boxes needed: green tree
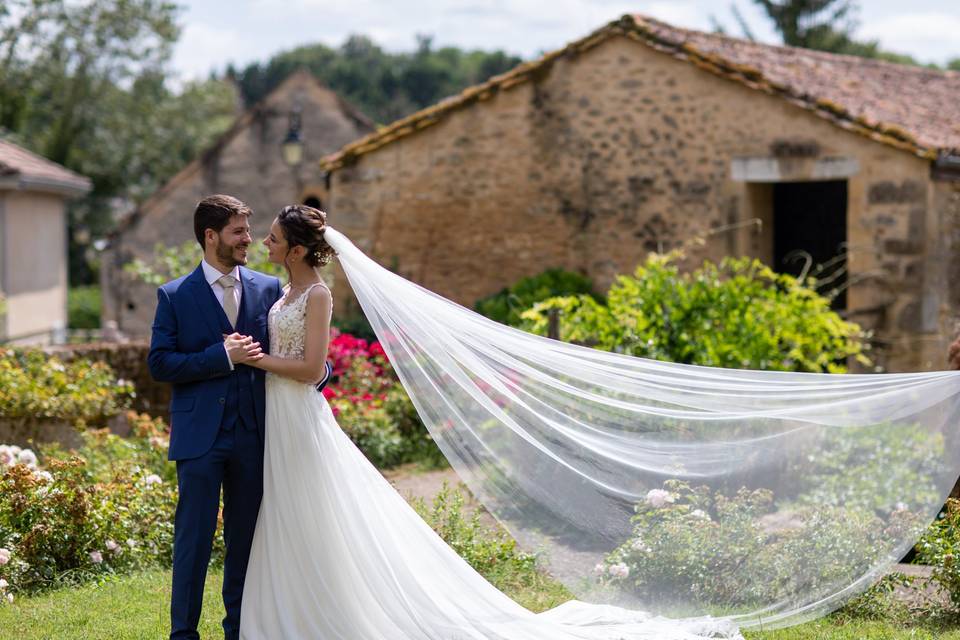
[0,1,237,285]
[233,35,522,124]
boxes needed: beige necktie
[218,274,238,327]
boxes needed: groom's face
[213,215,252,267]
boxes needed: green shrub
[67,286,101,330]
[474,268,599,327]
[521,253,869,373]
[0,349,133,426]
[597,480,896,612]
[0,413,224,597]
[916,498,960,609]
[411,483,569,608]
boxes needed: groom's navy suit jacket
[148,264,282,461]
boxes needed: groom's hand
[224,333,263,364]
[949,336,960,370]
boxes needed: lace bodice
[268,283,331,360]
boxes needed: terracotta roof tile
[0,139,91,193]
[322,14,960,171]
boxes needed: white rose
[645,489,675,508]
[0,578,7,589]
[608,562,630,578]
[144,474,163,486]
[16,449,37,468]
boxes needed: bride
[239,204,741,639]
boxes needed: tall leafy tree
[0,1,237,284]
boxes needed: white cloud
[172,22,246,80]
[857,12,960,62]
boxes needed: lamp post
[281,105,304,168]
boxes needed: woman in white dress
[238,204,740,640]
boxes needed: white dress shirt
[201,259,242,369]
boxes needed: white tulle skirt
[239,375,742,639]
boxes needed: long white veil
[324,226,960,629]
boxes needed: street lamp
[281,105,304,167]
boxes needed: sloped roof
[0,139,91,196]
[113,69,374,236]
[322,14,960,171]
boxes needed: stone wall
[327,34,954,373]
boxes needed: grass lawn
[2,568,959,639]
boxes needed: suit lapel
[237,267,258,332]
[184,265,225,337]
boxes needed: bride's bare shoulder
[304,282,332,311]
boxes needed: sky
[171,1,960,81]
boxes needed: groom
[148,195,279,640]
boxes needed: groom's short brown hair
[193,195,253,248]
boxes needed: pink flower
[0,549,10,565]
[144,474,163,486]
[89,551,103,564]
[608,562,630,578]
[0,579,7,589]
[105,540,120,554]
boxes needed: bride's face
[263,218,287,265]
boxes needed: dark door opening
[773,180,848,311]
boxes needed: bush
[0,349,133,426]
[596,480,900,612]
[0,413,228,599]
[412,483,540,590]
[323,328,441,468]
[474,268,599,327]
[916,498,960,609]
[67,286,101,330]
[521,253,869,373]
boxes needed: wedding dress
[240,228,960,636]
[239,282,742,639]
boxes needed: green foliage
[599,480,895,612]
[916,499,960,609]
[795,425,945,515]
[410,483,568,607]
[0,1,234,286]
[0,412,197,595]
[67,286,101,330]
[521,253,869,373]
[233,35,522,124]
[0,349,133,425]
[124,241,285,286]
[474,268,599,327]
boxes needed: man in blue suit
[149,195,300,640]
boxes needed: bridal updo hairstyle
[276,204,335,267]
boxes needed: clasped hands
[224,332,264,364]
